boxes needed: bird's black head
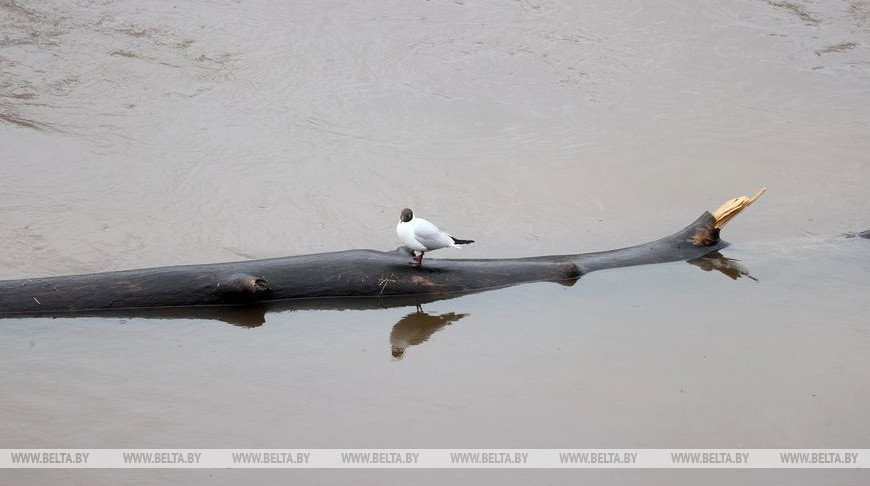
[400,208,413,223]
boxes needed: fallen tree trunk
[0,190,765,317]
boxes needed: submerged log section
[0,190,765,316]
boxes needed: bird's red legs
[409,252,424,268]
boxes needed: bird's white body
[396,217,460,252]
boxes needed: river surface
[1,0,869,484]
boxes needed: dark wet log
[0,202,755,317]
[0,213,722,316]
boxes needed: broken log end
[712,187,766,229]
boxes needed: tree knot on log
[217,274,271,298]
[561,261,582,280]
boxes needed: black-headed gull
[396,208,474,267]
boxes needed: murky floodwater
[2,0,869,484]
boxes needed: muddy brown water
[1,0,869,484]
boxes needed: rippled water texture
[1,0,869,484]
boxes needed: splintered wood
[712,187,766,229]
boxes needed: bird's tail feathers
[450,237,474,246]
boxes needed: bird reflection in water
[389,306,467,360]
[176,301,469,360]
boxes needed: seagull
[396,208,474,267]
